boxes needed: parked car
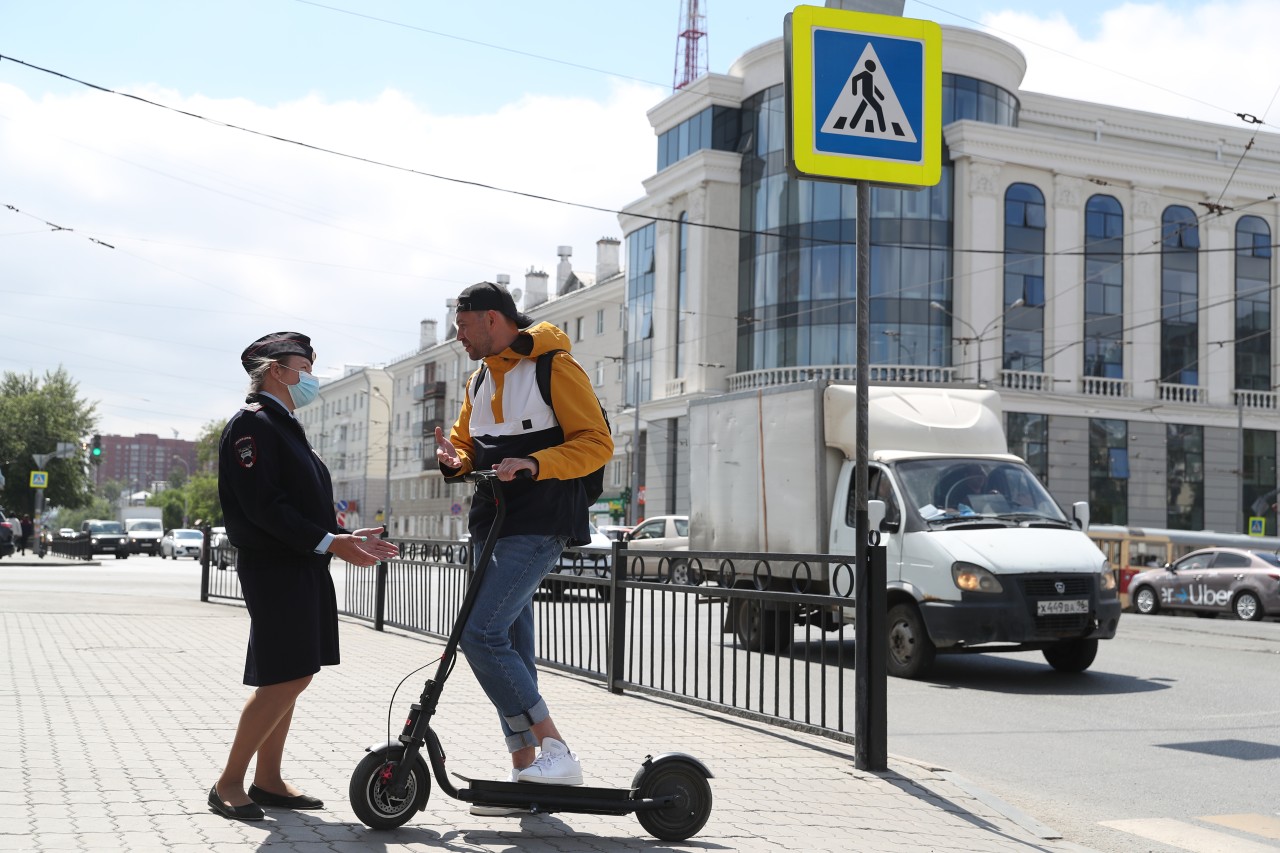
[80,519,130,559]
[124,518,164,556]
[625,515,696,584]
[544,523,613,599]
[209,526,234,569]
[596,524,633,542]
[1130,547,1280,621]
[160,528,204,560]
[0,513,15,559]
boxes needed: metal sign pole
[852,181,886,771]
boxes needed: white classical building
[618,7,1280,535]
[309,5,1280,540]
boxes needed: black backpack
[471,349,610,505]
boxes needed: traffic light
[90,434,102,464]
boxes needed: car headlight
[1100,565,1118,591]
[952,562,1003,593]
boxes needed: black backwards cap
[456,281,533,328]
[240,332,316,373]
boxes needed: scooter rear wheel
[635,758,713,841]
[349,747,430,830]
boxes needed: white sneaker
[516,737,583,786]
[469,769,526,817]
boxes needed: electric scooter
[349,469,714,841]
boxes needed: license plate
[1037,599,1088,615]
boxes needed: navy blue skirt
[236,550,339,686]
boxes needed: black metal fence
[45,537,94,560]
[200,538,880,745]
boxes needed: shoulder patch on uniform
[242,402,263,412]
[234,435,258,468]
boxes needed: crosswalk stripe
[1100,817,1279,852]
[1203,814,1280,841]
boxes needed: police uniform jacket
[441,322,613,547]
[218,392,343,686]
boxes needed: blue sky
[1,1,1275,440]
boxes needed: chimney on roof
[596,237,620,282]
[444,297,458,339]
[419,318,437,350]
[555,246,573,294]
[525,267,549,310]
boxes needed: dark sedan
[1130,547,1280,621]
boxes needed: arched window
[1161,205,1200,386]
[1084,195,1124,378]
[1003,183,1045,371]
[1235,216,1272,391]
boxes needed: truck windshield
[894,459,1068,523]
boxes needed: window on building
[596,308,605,335]
[626,222,656,404]
[1006,412,1048,485]
[1089,418,1128,524]
[574,316,583,342]
[1166,423,1204,529]
[1161,205,1200,386]
[1244,429,1278,536]
[595,360,604,386]
[1003,183,1045,372]
[1084,195,1125,379]
[1235,216,1272,392]
[675,212,689,377]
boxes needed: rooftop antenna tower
[673,0,708,91]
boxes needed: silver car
[1129,547,1280,621]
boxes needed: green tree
[195,419,227,472]
[149,472,222,529]
[0,367,98,513]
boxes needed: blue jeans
[461,532,568,752]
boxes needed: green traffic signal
[91,434,102,461]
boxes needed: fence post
[606,540,625,694]
[855,541,888,771]
[199,523,211,603]
[374,560,388,631]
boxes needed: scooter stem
[389,470,509,797]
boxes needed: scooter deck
[455,774,640,816]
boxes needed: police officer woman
[209,332,398,821]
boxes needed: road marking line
[1101,817,1279,852]
[1203,814,1280,841]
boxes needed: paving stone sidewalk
[0,586,1100,852]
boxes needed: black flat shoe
[208,785,265,821]
[248,783,324,810]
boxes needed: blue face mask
[279,364,320,408]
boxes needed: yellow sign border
[788,5,941,186]
[30,470,48,488]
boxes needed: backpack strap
[473,350,563,409]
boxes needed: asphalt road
[883,613,1280,852]
[8,555,1278,852]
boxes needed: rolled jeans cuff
[502,698,548,752]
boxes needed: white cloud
[0,77,662,436]
[982,1,1280,127]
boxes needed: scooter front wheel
[349,747,430,830]
[635,758,713,841]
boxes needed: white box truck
[688,382,1121,678]
[120,506,164,556]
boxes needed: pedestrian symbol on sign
[821,44,916,142]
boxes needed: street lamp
[364,386,393,535]
[171,455,191,526]
[930,298,1025,385]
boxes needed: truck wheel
[886,602,935,679]
[733,598,792,654]
[1133,585,1159,615]
[1043,638,1098,672]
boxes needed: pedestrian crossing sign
[1248,516,1265,536]
[785,5,941,186]
[30,471,48,488]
